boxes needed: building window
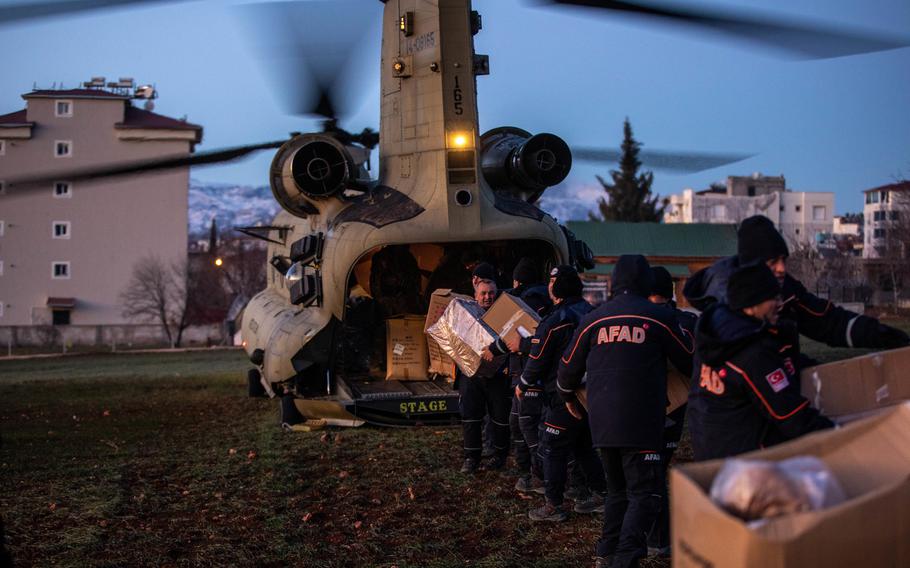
[747,185,756,197]
[0,140,5,155]
[890,210,900,221]
[795,228,801,235]
[812,205,826,221]
[52,262,70,279]
[54,182,72,198]
[55,140,72,158]
[795,205,802,213]
[874,228,886,239]
[867,192,880,204]
[55,100,73,117]
[53,221,71,239]
[711,204,725,219]
[882,191,889,203]
[52,309,71,326]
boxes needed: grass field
[0,334,889,567]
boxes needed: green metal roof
[567,221,737,258]
[587,263,691,277]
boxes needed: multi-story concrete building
[862,181,910,259]
[0,83,201,328]
[663,173,834,249]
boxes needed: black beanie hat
[550,265,583,299]
[472,262,496,282]
[650,266,674,300]
[610,254,654,298]
[512,258,538,285]
[737,215,789,263]
[727,263,781,312]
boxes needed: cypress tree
[590,118,665,222]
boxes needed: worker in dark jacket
[513,265,605,521]
[684,215,909,355]
[459,277,511,474]
[557,255,694,568]
[495,258,553,493]
[689,263,834,461]
[646,266,697,558]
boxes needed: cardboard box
[424,289,471,377]
[801,346,910,420]
[426,298,505,377]
[575,365,690,416]
[482,292,542,348]
[671,402,910,568]
[386,316,429,381]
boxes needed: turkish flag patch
[765,368,789,392]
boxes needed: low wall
[0,323,224,349]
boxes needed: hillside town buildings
[0,81,201,329]
[663,173,834,249]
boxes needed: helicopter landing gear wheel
[248,368,266,398]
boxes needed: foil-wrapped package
[426,298,505,377]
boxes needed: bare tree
[120,255,190,347]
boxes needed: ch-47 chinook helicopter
[5,0,907,427]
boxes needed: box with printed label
[386,315,429,381]
[481,292,542,348]
[800,345,910,420]
[671,402,910,568]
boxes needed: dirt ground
[0,330,879,567]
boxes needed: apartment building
[0,82,201,327]
[663,173,834,249]
[862,181,910,259]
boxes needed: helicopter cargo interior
[331,239,559,426]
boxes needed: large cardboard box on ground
[426,298,505,377]
[481,293,542,347]
[386,316,429,380]
[424,289,471,378]
[801,345,910,420]
[671,402,910,568]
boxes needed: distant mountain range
[188,179,598,235]
[189,180,280,236]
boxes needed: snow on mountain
[536,182,602,222]
[188,179,280,236]
[188,178,601,236]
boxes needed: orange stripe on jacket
[724,361,808,420]
[561,315,694,364]
[528,323,573,360]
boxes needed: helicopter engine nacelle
[270,134,358,216]
[480,127,572,203]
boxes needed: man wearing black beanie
[684,214,908,357]
[688,263,833,461]
[556,255,695,567]
[511,265,605,522]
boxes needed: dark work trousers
[597,448,665,567]
[459,375,511,461]
[648,405,685,551]
[511,387,544,477]
[539,401,606,507]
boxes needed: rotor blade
[573,147,753,173]
[543,0,910,59]
[0,0,188,26]
[7,140,286,190]
[233,1,380,119]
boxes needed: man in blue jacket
[685,215,908,354]
[513,265,605,522]
[689,263,834,460]
[557,255,694,568]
